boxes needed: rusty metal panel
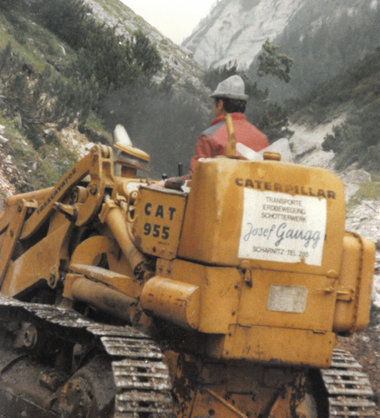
[208,324,335,367]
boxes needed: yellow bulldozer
[0,120,376,417]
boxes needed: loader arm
[20,144,114,239]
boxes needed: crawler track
[322,348,377,417]
[0,294,376,417]
[0,294,173,417]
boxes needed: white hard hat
[210,75,248,101]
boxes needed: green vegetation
[251,0,380,101]
[0,44,94,145]
[290,47,380,172]
[348,179,380,208]
[257,39,293,83]
[30,0,162,93]
[0,114,78,190]
[0,0,210,182]
[0,0,163,189]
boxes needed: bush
[322,101,380,172]
[1,116,78,191]
[0,0,163,187]
[32,0,91,50]
[31,0,161,95]
[0,44,96,147]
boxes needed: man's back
[190,113,268,173]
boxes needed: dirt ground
[337,305,380,414]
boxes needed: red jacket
[190,113,268,173]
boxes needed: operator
[164,75,268,189]
[189,74,268,174]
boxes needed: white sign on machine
[238,189,327,266]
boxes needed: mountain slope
[83,0,204,91]
[182,0,304,69]
[252,0,380,99]
[0,0,211,190]
[290,46,380,172]
[183,0,380,99]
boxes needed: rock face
[183,0,380,70]
[0,125,24,200]
[183,0,304,68]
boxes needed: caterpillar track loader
[0,120,376,417]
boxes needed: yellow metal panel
[166,258,337,366]
[333,233,375,333]
[208,325,335,367]
[165,259,338,335]
[178,158,345,275]
[355,237,375,330]
[2,222,72,296]
[170,259,240,334]
[0,200,29,285]
[238,270,337,332]
[134,186,187,259]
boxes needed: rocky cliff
[183,0,304,68]
[183,0,380,78]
